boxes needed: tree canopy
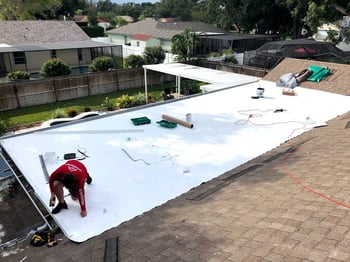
[0,0,349,41]
[0,0,62,20]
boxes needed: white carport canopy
[143,63,260,102]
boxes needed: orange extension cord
[281,144,350,209]
[236,109,350,209]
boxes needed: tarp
[307,65,330,82]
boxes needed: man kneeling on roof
[48,160,92,217]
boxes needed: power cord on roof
[235,109,306,141]
[281,142,350,209]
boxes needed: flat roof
[143,63,260,91]
[1,74,349,242]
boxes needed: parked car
[243,38,350,69]
[41,111,106,128]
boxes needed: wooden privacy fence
[0,68,172,111]
[0,62,266,111]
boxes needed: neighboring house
[107,18,275,57]
[73,15,89,26]
[131,34,160,49]
[73,15,111,31]
[313,19,350,52]
[243,38,350,69]
[97,17,111,32]
[0,20,121,77]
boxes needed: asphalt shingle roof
[0,20,91,45]
[107,18,227,40]
[263,57,350,95]
[2,59,350,261]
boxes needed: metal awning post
[144,68,148,104]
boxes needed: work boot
[52,201,68,214]
[86,175,92,185]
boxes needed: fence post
[115,70,119,91]
[52,79,58,102]
[86,75,91,96]
[13,84,20,109]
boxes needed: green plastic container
[130,117,151,126]
[156,120,177,128]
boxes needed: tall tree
[218,0,246,31]
[240,0,292,35]
[58,0,87,18]
[96,0,115,13]
[0,0,62,20]
[171,27,199,61]
[276,0,314,38]
[156,0,195,20]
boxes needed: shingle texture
[0,20,90,45]
[263,57,350,95]
[108,18,226,39]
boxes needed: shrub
[0,120,7,136]
[40,58,71,78]
[52,109,66,119]
[81,26,105,37]
[181,80,202,95]
[116,93,146,109]
[209,52,219,57]
[224,55,238,64]
[124,55,145,69]
[68,108,78,117]
[143,46,165,64]
[88,57,115,73]
[6,71,30,81]
[101,97,115,111]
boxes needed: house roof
[98,17,110,23]
[0,20,91,45]
[263,57,350,95]
[0,20,117,52]
[73,15,89,23]
[107,18,227,40]
[131,34,154,41]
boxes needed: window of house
[51,50,57,58]
[13,52,26,64]
[136,41,140,47]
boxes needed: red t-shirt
[49,160,88,212]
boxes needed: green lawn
[1,85,167,129]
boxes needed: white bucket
[256,87,265,97]
[186,113,192,122]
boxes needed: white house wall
[25,51,51,72]
[110,34,130,46]
[2,49,93,74]
[56,49,91,68]
[130,38,160,49]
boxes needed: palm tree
[171,27,199,62]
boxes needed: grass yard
[1,85,167,130]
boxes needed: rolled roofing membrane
[1,77,349,242]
